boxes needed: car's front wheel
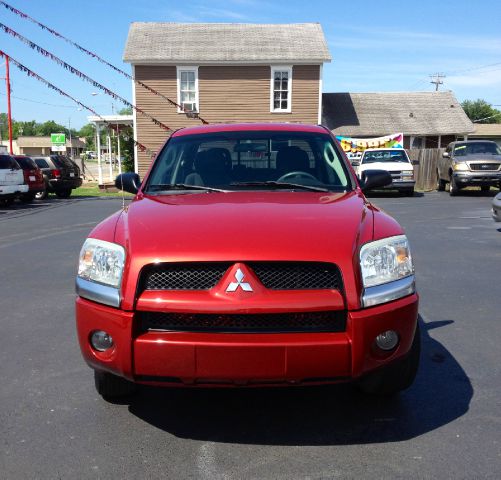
[94,370,137,400]
[481,185,490,193]
[356,323,420,396]
[449,176,459,196]
[437,172,446,191]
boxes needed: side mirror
[412,160,420,165]
[351,161,361,167]
[361,169,392,192]
[442,152,450,158]
[115,172,140,194]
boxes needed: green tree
[78,123,96,150]
[118,107,133,115]
[36,120,68,136]
[461,99,501,123]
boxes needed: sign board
[51,145,66,152]
[336,133,404,162]
[51,133,66,145]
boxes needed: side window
[177,67,199,113]
[270,66,292,113]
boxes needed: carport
[87,114,133,185]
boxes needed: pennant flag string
[0,1,208,124]
[0,50,156,157]
[0,22,173,133]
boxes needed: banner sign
[336,133,404,162]
[51,133,66,144]
[51,145,66,152]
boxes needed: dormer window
[270,66,292,113]
[177,67,199,113]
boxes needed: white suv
[353,148,416,196]
[0,154,28,206]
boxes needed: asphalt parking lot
[1,191,500,479]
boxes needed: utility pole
[5,55,13,154]
[430,73,446,91]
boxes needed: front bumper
[76,293,419,387]
[385,180,415,189]
[48,177,82,191]
[453,171,501,186]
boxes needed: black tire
[0,197,14,207]
[437,172,446,191]
[400,188,414,197]
[35,189,48,200]
[356,323,421,396]
[449,175,459,196]
[481,185,490,193]
[94,370,137,400]
[20,193,35,203]
[55,188,72,198]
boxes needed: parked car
[352,148,417,196]
[0,154,28,206]
[492,192,501,222]
[13,155,45,202]
[32,155,82,199]
[75,123,420,400]
[437,141,501,196]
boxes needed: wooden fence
[407,148,445,191]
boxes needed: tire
[20,193,35,203]
[356,323,421,396]
[55,188,72,198]
[94,370,137,400]
[0,197,14,207]
[35,189,48,200]
[449,175,459,196]
[481,185,490,193]
[400,188,414,197]
[437,171,446,191]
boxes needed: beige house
[123,23,331,174]
[13,136,85,157]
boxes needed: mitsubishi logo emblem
[226,268,253,292]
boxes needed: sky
[0,0,500,130]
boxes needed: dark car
[32,155,83,199]
[437,141,501,195]
[13,156,45,202]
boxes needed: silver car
[492,192,501,222]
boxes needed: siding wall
[134,64,320,175]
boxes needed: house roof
[322,91,475,136]
[17,136,85,148]
[123,22,331,64]
[470,123,501,137]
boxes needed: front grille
[139,310,347,333]
[142,263,231,290]
[249,262,342,290]
[140,261,342,292]
[469,163,500,171]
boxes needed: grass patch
[72,183,134,198]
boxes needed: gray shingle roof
[123,23,331,64]
[322,91,474,136]
[17,136,85,148]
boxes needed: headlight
[453,163,469,171]
[360,235,413,288]
[78,238,125,288]
[402,170,414,177]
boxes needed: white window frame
[270,66,292,113]
[176,66,199,114]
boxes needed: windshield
[145,131,352,193]
[361,150,410,164]
[454,142,501,156]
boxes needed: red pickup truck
[76,123,419,399]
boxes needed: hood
[118,191,373,264]
[359,162,413,172]
[461,154,501,163]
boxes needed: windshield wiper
[147,183,228,193]
[230,181,329,192]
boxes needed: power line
[430,73,446,91]
[0,90,76,108]
[0,1,208,124]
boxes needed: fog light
[90,330,114,352]
[375,330,399,351]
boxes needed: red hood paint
[100,190,393,311]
